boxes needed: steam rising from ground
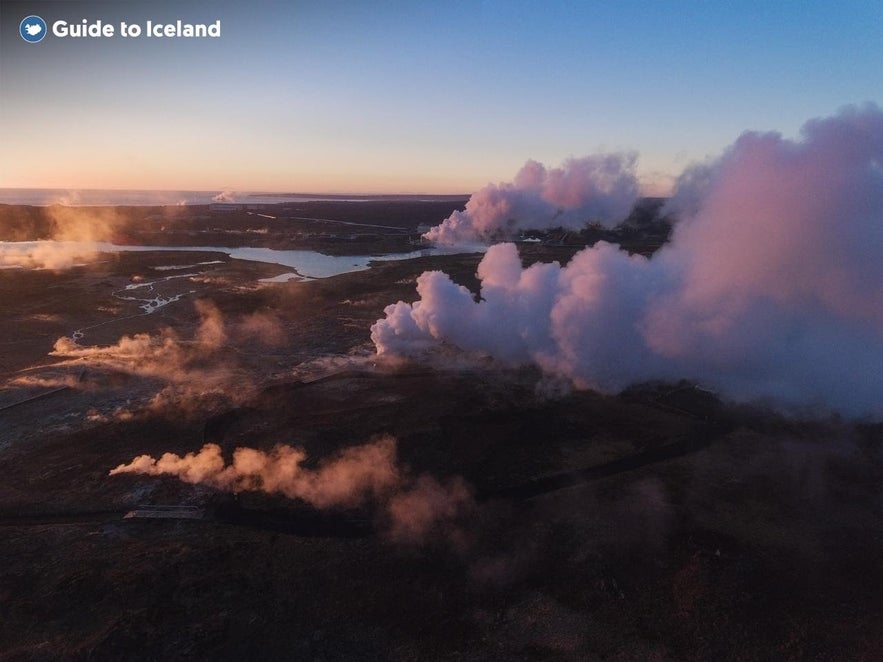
[45,301,283,413]
[111,437,399,506]
[47,205,120,243]
[0,241,97,270]
[110,436,474,543]
[424,154,640,245]
[375,106,883,417]
[0,206,122,269]
[212,190,237,203]
[53,301,226,373]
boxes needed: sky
[0,0,881,195]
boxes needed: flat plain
[1,201,881,660]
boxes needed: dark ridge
[212,497,372,538]
[257,369,439,400]
[481,419,733,502]
[0,509,126,526]
[0,502,372,538]
[0,386,70,412]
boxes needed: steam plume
[424,154,640,245]
[374,105,883,417]
[0,206,122,269]
[110,437,400,507]
[211,190,238,203]
[110,436,474,541]
[46,205,120,243]
[48,301,249,411]
[0,241,96,270]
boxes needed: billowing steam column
[375,105,883,418]
[423,153,640,245]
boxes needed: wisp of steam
[110,436,475,543]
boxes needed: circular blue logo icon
[20,16,47,43]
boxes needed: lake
[0,241,483,279]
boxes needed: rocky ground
[1,215,883,660]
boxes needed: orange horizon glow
[2,169,675,198]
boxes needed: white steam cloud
[0,206,125,269]
[424,154,640,245]
[211,190,238,203]
[110,436,474,543]
[374,105,883,417]
[0,241,97,270]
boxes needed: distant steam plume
[0,241,97,270]
[424,154,640,245]
[110,436,474,542]
[0,205,122,269]
[211,190,238,203]
[374,105,883,417]
[46,205,120,243]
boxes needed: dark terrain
[1,201,882,660]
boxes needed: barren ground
[1,205,882,660]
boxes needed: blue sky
[1,0,881,193]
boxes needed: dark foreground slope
[1,246,883,660]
